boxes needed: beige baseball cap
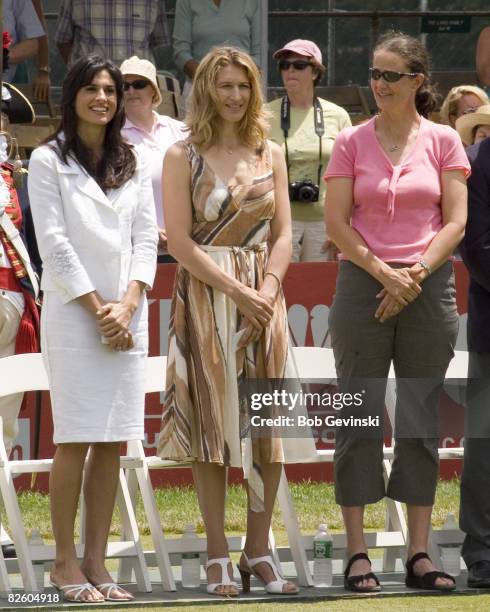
[120,56,162,107]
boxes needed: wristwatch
[39,66,51,73]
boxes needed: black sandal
[344,552,381,592]
[405,552,456,591]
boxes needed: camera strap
[280,95,325,187]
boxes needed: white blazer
[27,143,158,303]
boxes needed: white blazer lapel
[106,178,132,207]
[56,156,113,209]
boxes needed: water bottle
[440,513,461,576]
[181,524,200,588]
[29,529,45,592]
[313,523,333,587]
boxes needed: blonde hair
[439,85,489,125]
[186,46,269,150]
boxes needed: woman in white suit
[28,56,158,603]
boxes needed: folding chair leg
[79,475,86,547]
[382,458,408,572]
[115,469,152,592]
[267,527,281,570]
[117,468,138,584]
[0,420,38,592]
[382,507,402,572]
[127,440,176,591]
[276,466,312,586]
[426,526,443,570]
[0,540,11,593]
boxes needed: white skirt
[41,291,148,443]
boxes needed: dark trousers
[329,261,459,506]
[460,351,490,567]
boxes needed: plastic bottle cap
[443,514,458,529]
[319,524,328,531]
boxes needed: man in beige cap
[121,56,186,263]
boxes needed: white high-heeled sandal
[205,558,239,596]
[237,552,299,594]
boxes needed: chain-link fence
[33,1,490,91]
[267,1,490,88]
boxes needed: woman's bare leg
[49,443,103,603]
[241,463,296,592]
[407,504,454,587]
[192,462,236,595]
[80,442,133,600]
[342,505,377,589]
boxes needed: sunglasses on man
[369,68,419,83]
[123,79,150,91]
[278,59,313,71]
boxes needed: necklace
[378,114,421,155]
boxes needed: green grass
[8,478,461,540]
[5,479,485,610]
[70,594,490,612]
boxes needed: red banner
[16,262,469,490]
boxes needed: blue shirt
[3,0,45,81]
[173,0,260,71]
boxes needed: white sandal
[205,557,239,596]
[94,582,134,601]
[237,553,299,594]
[49,581,104,603]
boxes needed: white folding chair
[121,356,285,591]
[118,356,177,591]
[0,353,151,593]
[282,347,403,585]
[115,347,469,589]
[278,347,466,584]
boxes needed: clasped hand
[233,284,276,350]
[96,302,135,351]
[375,266,423,323]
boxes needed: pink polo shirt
[122,112,187,228]
[324,116,470,262]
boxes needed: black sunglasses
[369,68,419,83]
[278,59,312,71]
[123,79,150,91]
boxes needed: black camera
[289,179,320,203]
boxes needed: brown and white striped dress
[157,140,315,508]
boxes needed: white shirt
[122,112,187,228]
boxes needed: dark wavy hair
[374,31,440,118]
[47,55,136,189]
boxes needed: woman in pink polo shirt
[325,31,469,593]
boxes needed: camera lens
[298,183,318,202]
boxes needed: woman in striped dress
[157,46,315,596]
